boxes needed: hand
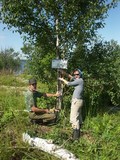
[58,77,64,81]
[55,91,62,97]
[58,77,68,85]
[49,108,55,113]
[49,108,60,113]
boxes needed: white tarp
[23,133,79,160]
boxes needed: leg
[29,112,56,123]
[70,99,83,140]
[70,99,83,129]
[78,105,83,128]
[39,113,56,122]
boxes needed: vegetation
[0,48,20,73]
[0,74,120,160]
[21,39,120,117]
[0,0,120,159]
[0,0,119,113]
[1,0,118,54]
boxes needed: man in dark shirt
[25,78,60,124]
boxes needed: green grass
[0,73,27,86]
[0,74,120,160]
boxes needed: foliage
[68,39,120,116]
[1,0,118,55]
[0,73,27,86]
[45,112,120,160]
[1,0,119,116]
[0,74,59,160]
[0,48,20,73]
[0,74,120,160]
[21,44,57,84]
[0,0,119,116]
[21,39,120,117]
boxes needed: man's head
[29,78,37,91]
[73,69,82,79]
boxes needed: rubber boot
[72,129,80,140]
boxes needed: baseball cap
[29,78,37,85]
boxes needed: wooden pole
[56,18,62,110]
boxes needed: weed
[0,74,120,160]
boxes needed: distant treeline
[0,48,20,73]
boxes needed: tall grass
[0,74,120,160]
[0,74,59,160]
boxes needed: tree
[0,48,20,73]
[71,39,120,116]
[1,0,119,111]
[21,43,57,84]
[0,0,118,56]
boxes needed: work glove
[49,108,60,113]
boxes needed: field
[0,74,120,160]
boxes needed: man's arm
[31,106,49,113]
[44,92,60,97]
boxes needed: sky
[98,1,120,43]
[0,2,120,55]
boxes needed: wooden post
[56,19,62,110]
